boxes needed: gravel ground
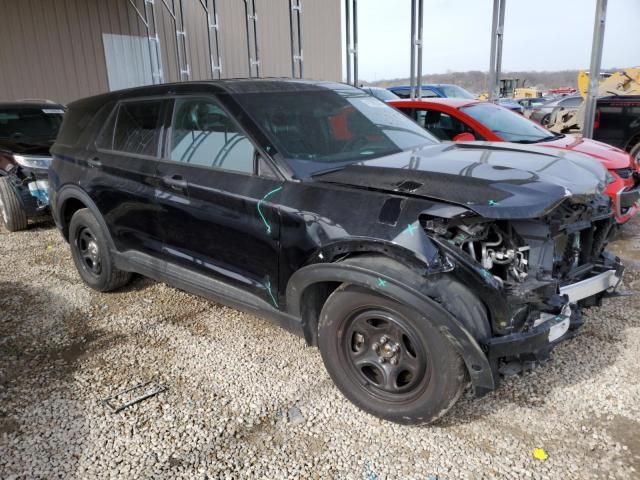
[1,217,639,480]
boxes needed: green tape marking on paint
[265,278,278,307]
[488,200,499,206]
[377,277,386,288]
[257,186,283,234]
[405,223,416,236]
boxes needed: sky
[343,0,640,82]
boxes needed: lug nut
[372,342,379,351]
[378,356,386,363]
[379,336,388,344]
[390,357,398,365]
[393,344,400,353]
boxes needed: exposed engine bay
[422,194,618,336]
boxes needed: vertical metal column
[488,0,506,101]
[198,0,222,79]
[344,0,357,85]
[161,0,190,81]
[352,0,358,86]
[583,0,608,139]
[289,0,303,78]
[409,0,416,99]
[244,0,260,77]
[415,0,423,99]
[128,0,164,83]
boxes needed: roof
[387,84,458,90]
[67,79,362,109]
[388,97,481,108]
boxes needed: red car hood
[541,134,632,169]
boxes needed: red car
[390,98,640,224]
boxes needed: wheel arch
[285,254,496,395]
[55,185,115,249]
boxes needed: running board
[113,250,303,337]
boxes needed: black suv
[594,95,640,164]
[0,101,65,231]
[50,80,624,424]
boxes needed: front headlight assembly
[13,154,52,170]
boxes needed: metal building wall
[0,0,341,104]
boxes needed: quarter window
[169,98,254,174]
[97,100,163,156]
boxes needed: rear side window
[168,98,255,174]
[97,100,163,156]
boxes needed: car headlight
[13,154,52,170]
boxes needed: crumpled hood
[316,142,609,219]
[540,134,632,170]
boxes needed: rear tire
[540,113,551,126]
[0,177,28,232]
[69,208,131,291]
[318,284,467,425]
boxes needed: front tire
[318,284,466,425]
[69,208,131,291]
[0,177,28,232]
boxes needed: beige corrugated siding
[0,0,341,104]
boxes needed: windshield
[462,103,555,143]
[232,90,438,177]
[0,107,64,144]
[440,85,476,99]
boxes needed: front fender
[286,260,496,396]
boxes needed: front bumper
[486,263,623,359]
[6,169,50,216]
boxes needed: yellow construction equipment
[577,67,640,98]
[549,67,640,133]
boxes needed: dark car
[593,95,640,163]
[0,101,65,231]
[360,86,400,102]
[49,80,623,425]
[388,83,476,100]
[529,95,583,125]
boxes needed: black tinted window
[101,100,162,156]
[169,98,254,174]
[0,106,64,144]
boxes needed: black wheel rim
[75,226,102,276]
[341,308,430,402]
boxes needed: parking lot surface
[1,219,639,479]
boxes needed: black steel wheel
[318,284,467,425]
[76,226,102,276]
[341,308,430,402]
[69,208,131,291]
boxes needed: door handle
[87,156,101,168]
[162,174,187,190]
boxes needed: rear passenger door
[157,96,283,304]
[93,99,167,257]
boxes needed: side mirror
[452,132,475,142]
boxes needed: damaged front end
[0,150,51,215]
[422,192,623,371]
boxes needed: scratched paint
[257,186,283,234]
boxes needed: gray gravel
[1,218,639,479]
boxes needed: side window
[169,98,255,174]
[419,88,439,98]
[96,100,163,156]
[414,109,477,141]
